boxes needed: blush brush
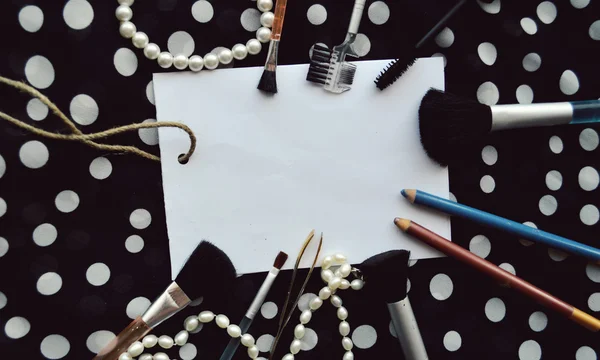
[257,0,288,94]
[93,241,236,360]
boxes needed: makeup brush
[257,0,288,94]
[93,241,236,360]
[419,89,600,166]
[360,250,429,360]
[219,251,288,360]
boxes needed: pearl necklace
[118,254,365,360]
[115,0,275,71]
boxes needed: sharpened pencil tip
[273,251,289,269]
[394,218,411,231]
[401,189,406,197]
[402,189,417,203]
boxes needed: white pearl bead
[153,352,169,360]
[218,49,233,65]
[322,256,333,269]
[119,21,137,38]
[241,334,255,347]
[142,335,157,348]
[132,32,149,49]
[115,5,133,21]
[339,263,352,278]
[318,287,332,300]
[334,269,343,278]
[127,341,144,357]
[175,330,189,346]
[309,297,323,310]
[337,307,348,320]
[119,0,134,5]
[119,352,133,360]
[158,335,174,349]
[157,52,173,68]
[260,12,274,27]
[257,0,273,12]
[199,311,215,323]
[282,354,294,360]
[350,279,364,291]
[328,277,342,290]
[139,354,152,360]
[231,44,248,60]
[184,316,199,332]
[300,310,312,324]
[173,54,189,70]
[290,339,302,354]
[247,345,259,359]
[331,295,343,308]
[294,324,305,339]
[342,337,353,351]
[246,39,262,55]
[227,324,242,338]
[188,55,204,71]
[321,269,333,283]
[143,43,160,60]
[339,279,350,290]
[343,351,354,360]
[256,27,272,43]
[334,254,347,264]
[216,314,230,328]
[203,53,219,70]
[339,321,350,336]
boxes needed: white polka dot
[559,70,579,95]
[0,198,5,218]
[519,340,541,360]
[0,154,5,178]
[516,84,534,104]
[368,1,390,25]
[571,0,590,9]
[481,145,498,165]
[580,204,599,225]
[192,0,214,23]
[499,262,516,275]
[353,33,371,57]
[0,291,6,309]
[545,170,562,191]
[25,55,55,89]
[548,248,568,261]
[69,94,99,126]
[523,53,542,72]
[40,334,70,359]
[113,48,138,77]
[55,190,79,213]
[297,293,318,312]
[300,328,318,351]
[5,316,30,339]
[586,263,600,283]
[406,278,411,293]
[86,330,115,354]
[33,223,58,247]
[138,119,159,146]
[0,237,8,257]
[388,320,397,338]
[576,346,597,360]
[469,235,491,258]
[520,17,537,35]
[477,0,501,14]
[27,98,49,121]
[260,301,278,319]
[180,343,198,360]
[86,263,111,286]
[19,140,49,169]
[476,81,500,105]
[477,42,497,66]
[130,209,152,229]
[538,195,557,216]
[125,235,144,254]
[448,192,457,202]
[528,311,547,332]
[63,0,94,30]
[588,293,600,311]
[580,129,599,151]
[240,8,262,32]
[480,175,496,193]
[429,273,453,300]
[126,296,151,319]
[485,297,506,322]
[352,325,377,349]
[443,330,461,352]
[435,27,454,48]
[307,4,327,25]
[590,20,600,41]
[431,52,447,67]
[146,81,155,105]
[409,259,419,267]
[579,166,599,191]
[19,5,44,33]
[549,135,563,154]
[256,334,275,352]
[89,157,112,180]
[37,272,62,295]
[537,1,557,24]
[168,31,195,57]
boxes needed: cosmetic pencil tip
[394,218,411,231]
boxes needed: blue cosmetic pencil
[401,189,600,263]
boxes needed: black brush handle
[415,0,468,49]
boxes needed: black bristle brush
[360,250,429,360]
[93,241,236,360]
[257,0,288,94]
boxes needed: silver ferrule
[142,282,191,328]
[491,102,573,131]
[388,297,429,360]
[246,268,279,319]
[264,40,280,71]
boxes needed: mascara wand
[257,0,289,94]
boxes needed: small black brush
[257,0,288,94]
[360,250,429,360]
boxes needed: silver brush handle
[490,102,573,131]
[347,0,366,34]
[388,297,429,360]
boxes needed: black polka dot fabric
[1,0,600,359]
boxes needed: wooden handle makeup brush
[257,0,288,94]
[395,218,600,332]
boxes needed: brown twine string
[0,76,196,163]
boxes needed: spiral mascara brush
[257,0,288,94]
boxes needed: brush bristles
[374,53,417,90]
[306,44,333,86]
[258,70,277,94]
[418,89,493,166]
[273,251,289,270]
[360,250,410,303]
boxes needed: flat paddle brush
[93,241,237,360]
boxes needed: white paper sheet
[154,58,450,277]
